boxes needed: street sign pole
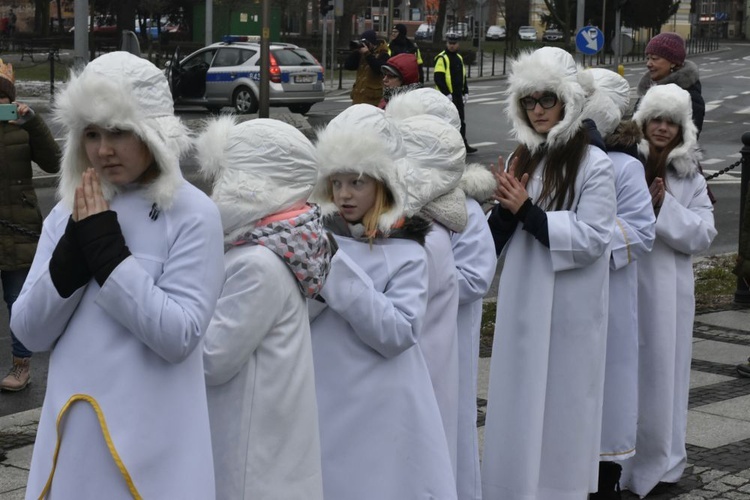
[259,0,270,117]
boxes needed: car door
[206,47,255,103]
[174,49,217,100]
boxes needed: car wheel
[288,103,313,115]
[232,86,258,114]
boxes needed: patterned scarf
[228,205,332,299]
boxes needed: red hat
[646,32,686,65]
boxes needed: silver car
[518,26,538,41]
[166,37,325,114]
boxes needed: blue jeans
[4,269,31,358]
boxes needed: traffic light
[320,0,332,16]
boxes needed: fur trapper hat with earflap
[312,104,410,233]
[395,114,467,231]
[386,88,461,132]
[633,83,700,177]
[506,47,588,154]
[196,116,318,243]
[579,68,631,138]
[54,51,189,210]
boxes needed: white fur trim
[506,47,587,154]
[460,163,496,202]
[311,105,409,233]
[54,52,187,210]
[634,84,700,177]
[196,117,318,240]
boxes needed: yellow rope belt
[38,393,143,499]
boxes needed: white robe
[482,146,616,500]
[421,222,461,477]
[12,184,224,500]
[620,168,716,497]
[600,151,655,461]
[452,198,498,500]
[203,245,323,500]
[310,235,457,500]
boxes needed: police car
[166,36,325,114]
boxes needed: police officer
[434,33,476,154]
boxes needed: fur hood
[324,213,432,246]
[459,163,496,203]
[386,88,461,132]
[312,104,410,233]
[420,188,468,232]
[633,83,701,176]
[637,59,700,96]
[393,114,466,216]
[54,51,188,210]
[579,68,631,138]
[506,47,588,154]
[196,116,318,242]
[605,120,642,156]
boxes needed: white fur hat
[579,68,631,138]
[633,83,700,176]
[312,104,410,232]
[394,114,466,215]
[506,47,587,154]
[54,51,189,210]
[196,116,318,242]
[385,88,461,131]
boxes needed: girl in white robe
[620,84,716,498]
[482,47,616,500]
[580,69,656,499]
[10,52,224,499]
[310,104,457,500]
[196,118,329,500]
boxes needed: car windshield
[272,48,317,66]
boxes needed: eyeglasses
[382,71,400,79]
[519,94,558,110]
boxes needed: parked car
[518,26,538,41]
[485,25,506,40]
[542,28,564,42]
[415,23,434,41]
[165,36,325,114]
[444,22,470,40]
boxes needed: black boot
[590,461,622,500]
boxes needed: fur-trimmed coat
[309,215,458,500]
[636,60,705,135]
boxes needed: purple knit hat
[646,32,686,65]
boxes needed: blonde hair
[327,176,395,243]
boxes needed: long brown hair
[511,127,590,211]
[642,122,683,186]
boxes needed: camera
[349,39,368,50]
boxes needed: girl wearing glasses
[482,47,616,500]
[619,84,715,497]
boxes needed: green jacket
[0,113,60,270]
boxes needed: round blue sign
[576,26,604,55]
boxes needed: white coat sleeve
[320,246,428,359]
[451,199,497,305]
[610,158,656,270]
[203,251,288,386]
[10,206,87,352]
[655,174,716,255]
[94,209,225,364]
[546,148,617,272]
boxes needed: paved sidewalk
[3,306,750,498]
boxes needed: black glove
[74,211,132,287]
[49,217,92,298]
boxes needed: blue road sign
[715,11,728,20]
[576,26,604,55]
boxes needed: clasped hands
[73,168,110,222]
[491,156,530,215]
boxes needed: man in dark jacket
[0,59,61,392]
[388,24,424,84]
[434,34,476,154]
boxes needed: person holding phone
[0,58,60,392]
[10,52,224,498]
